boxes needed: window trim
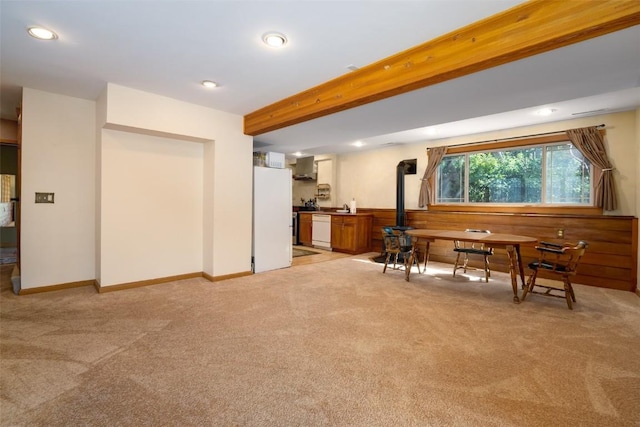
[429,132,604,215]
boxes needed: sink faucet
[343,203,350,213]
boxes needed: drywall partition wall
[104,83,218,141]
[337,144,423,210]
[20,88,96,290]
[600,110,636,216]
[202,124,253,278]
[99,129,203,286]
[100,84,252,283]
[336,111,638,216]
[315,154,336,209]
[203,141,215,276]
[95,86,108,284]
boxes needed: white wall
[19,84,252,291]
[203,141,215,275]
[292,177,316,207]
[291,154,336,208]
[95,87,107,284]
[316,155,336,209]
[21,88,96,289]
[99,129,203,286]
[101,84,252,285]
[104,83,221,141]
[336,111,638,216]
[203,126,253,277]
[337,146,414,210]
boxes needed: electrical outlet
[35,192,55,203]
[557,228,564,239]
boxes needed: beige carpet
[1,256,639,426]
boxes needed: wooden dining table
[404,229,538,303]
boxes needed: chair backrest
[455,229,491,251]
[381,227,412,252]
[537,241,588,276]
[382,226,395,236]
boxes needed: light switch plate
[35,192,55,203]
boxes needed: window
[436,142,592,205]
[545,144,591,204]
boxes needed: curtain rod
[439,123,606,149]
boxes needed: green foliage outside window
[436,143,591,205]
[545,144,591,204]
[437,155,464,203]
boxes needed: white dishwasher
[312,214,332,249]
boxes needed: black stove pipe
[396,159,417,227]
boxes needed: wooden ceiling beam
[244,0,640,136]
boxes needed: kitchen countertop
[297,211,371,216]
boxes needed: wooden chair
[521,241,588,310]
[381,227,420,274]
[452,229,493,282]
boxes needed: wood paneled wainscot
[395,210,636,292]
[331,213,372,254]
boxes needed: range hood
[293,156,317,181]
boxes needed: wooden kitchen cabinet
[299,212,313,246]
[331,213,372,254]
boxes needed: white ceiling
[2,1,639,156]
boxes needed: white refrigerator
[252,166,292,273]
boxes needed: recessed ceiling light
[201,80,218,89]
[353,141,365,147]
[535,108,557,116]
[293,152,303,157]
[28,26,57,40]
[262,32,287,48]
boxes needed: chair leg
[383,253,392,273]
[453,252,462,277]
[409,249,419,273]
[483,255,490,283]
[521,270,537,302]
[411,250,421,274]
[567,278,576,302]
[564,278,574,309]
[462,253,470,273]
